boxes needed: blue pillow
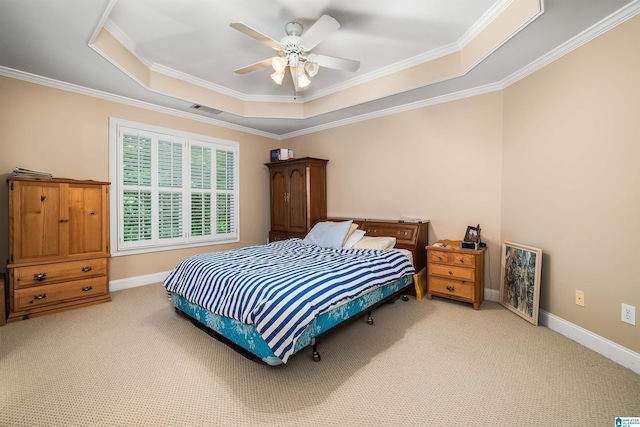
[303,220,353,249]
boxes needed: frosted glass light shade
[304,61,319,77]
[271,56,288,73]
[270,71,285,85]
[297,66,310,88]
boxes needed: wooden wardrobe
[266,157,328,242]
[6,177,111,322]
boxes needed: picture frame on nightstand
[463,225,481,243]
[499,241,542,325]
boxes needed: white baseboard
[485,287,500,302]
[539,310,640,375]
[484,287,640,375]
[110,271,172,292]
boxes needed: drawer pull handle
[33,293,47,300]
[446,286,456,292]
[33,273,47,281]
[459,259,465,263]
[448,271,453,275]
[437,256,443,261]
[82,286,93,292]
[81,266,93,272]
[59,219,69,223]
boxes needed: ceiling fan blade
[234,58,272,74]
[230,22,281,49]
[315,54,360,72]
[299,15,340,50]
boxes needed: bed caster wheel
[367,316,374,325]
[401,294,409,302]
[313,351,321,362]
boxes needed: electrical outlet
[622,304,635,325]
[575,290,585,307]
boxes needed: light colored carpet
[1,283,638,427]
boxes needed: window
[110,118,239,255]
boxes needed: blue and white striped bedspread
[163,239,415,363]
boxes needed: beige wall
[502,15,640,352]
[285,15,640,354]
[0,77,273,281]
[285,92,504,293]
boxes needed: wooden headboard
[326,218,429,273]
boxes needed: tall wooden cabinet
[7,177,111,322]
[266,158,328,241]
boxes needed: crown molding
[279,82,504,139]
[0,66,279,140]
[280,0,640,138]
[96,0,514,104]
[503,0,640,86]
[2,0,639,141]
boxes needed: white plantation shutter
[121,133,152,243]
[158,140,183,241]
[216,149,236,235]
[111,120,239,255]
[190,144,213,239]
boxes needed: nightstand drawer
[450,253,475,267]
[429,264,475,281]
[14,277,108,310]
[428,277,474,300]
[428,250,450,264]
[12,258,107,289]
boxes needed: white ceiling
[0,0,638,138]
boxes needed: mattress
[164,239,415,363]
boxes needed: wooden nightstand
[426,240,486,310]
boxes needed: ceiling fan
[230,15,360,91]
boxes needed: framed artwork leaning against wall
[499,241,542,325]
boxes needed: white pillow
[343,229,365,249]
[303,220,353,249]
[326,221,359,245]
[352,236,397,250]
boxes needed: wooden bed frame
[326,218,429,272]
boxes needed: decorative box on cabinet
[426,240,485,310]
[266,158,328,242]
[7,177,111,322]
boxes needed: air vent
[190,104,223,115]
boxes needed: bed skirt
[169,274,414,365]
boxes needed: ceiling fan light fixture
[272,56,287,73]
[270,71,285,85]
[304,60,319,77]
[296,66,311,88]
[231,15,359,91]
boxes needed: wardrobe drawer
[428,277,474,300]
[14,277,108,311]
[429,264,475,281]
[12,258,107,289]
